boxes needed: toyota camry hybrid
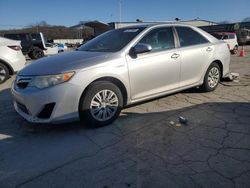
[12,24,230,127]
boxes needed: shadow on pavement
[0,85,250,187]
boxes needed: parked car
[4,32,47,59]
[211,32,239,54]
[236,29,250,45]
[43,43,58,56]
[0,37,26,84]
[12,24,230,127]
[56,43,68,53]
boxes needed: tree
[136,19,143,22]
[242,17,250,22]
[218,20,230,24]
[38,21,50,27]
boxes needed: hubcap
[0,67,7,82]
[90,89,118,121]
[208,67,220,88]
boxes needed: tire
[0,63,9,84]
[232,45,238,54]
[201,63,221,92]
[29,47,44,59]
[79,81,123,128]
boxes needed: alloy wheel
[208,67,219,88]
[90,89,119,121]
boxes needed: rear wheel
[232,45,238,54]
[0,63,9,84]
[29,47,44,59]
[79,81,123,128]
[201,63,221,92]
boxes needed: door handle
[171,53,180,59]
[206,47,213,52]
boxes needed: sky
[0,0,250,29]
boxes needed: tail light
[8,45,22,51]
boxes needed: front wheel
[79,81,123,128]
[201,63,221,92]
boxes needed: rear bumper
[11,53,26,72]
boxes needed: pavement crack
[137,147,169,167]
[15,139,123,188]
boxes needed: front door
[126,27,181,100]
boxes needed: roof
[181,19,218,25]
[109,19,217,29]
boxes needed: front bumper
[11,81,82,123]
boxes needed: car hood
[19,51,113,76]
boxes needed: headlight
[29,72,75,89]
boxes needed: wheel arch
[212,60,223,78]
[79,76,128,108]
[200,59,224,85]
[0,59,14,75]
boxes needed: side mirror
[129,43,152,58]
[134,43,152,54]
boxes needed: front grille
[37,103,56,119]
[16,101,29,115]
[15,76,32,89]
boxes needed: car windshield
[78,27,146,52]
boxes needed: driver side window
[139,27,175,52]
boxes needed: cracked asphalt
[0,47,250,188]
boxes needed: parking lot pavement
[0,48,250,188]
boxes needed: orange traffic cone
[239,46,245,57]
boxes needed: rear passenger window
[139,27,175,52]
[175,27,209,47]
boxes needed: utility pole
[118,0,122,23]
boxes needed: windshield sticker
[124,29,139,33]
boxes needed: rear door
[19,34,32,54]
[174,26,214,87]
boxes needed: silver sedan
[12,24,230,127]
